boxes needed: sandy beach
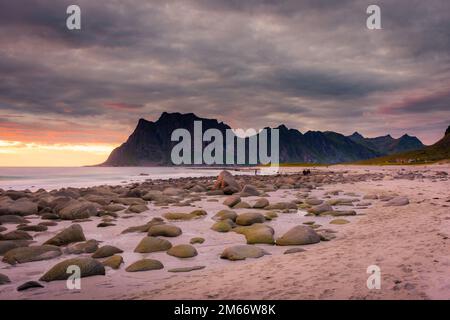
[0,164,448,300]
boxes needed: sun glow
[0,140,116,166]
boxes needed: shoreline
[0,164,449,299]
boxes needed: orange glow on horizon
[0,140,116,167]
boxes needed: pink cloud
[104,102,144,111]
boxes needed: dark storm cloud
[380,89,450,114]
[0,0,449,144]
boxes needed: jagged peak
[157,111,199,122]
[137,117,149,124]
[135,117,154,129]
[445,125,450,136]
[350,131,364,138]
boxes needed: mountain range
[101,112,426,166]
[347,131,424,155]
[355,125,450,165]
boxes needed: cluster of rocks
[0,169,417,292]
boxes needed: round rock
[167,244,198,258]
[148,224,182,237]
[40,258,105,282]
[134,236,172,253]
[91,245,123,258]
[276,225,320,246]
[125,259,164,272]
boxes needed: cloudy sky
[0,0,449,166]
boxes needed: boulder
[103,204,126,212]
[190,185,206,193]
[235,212,265,226]
[211,219,234,232]
[284,248,306,254]
[92,245,123,258]
[0,273,10,285]
[326,198,354,206]
[163,187,185,196]
[305,198,323,205]
[0,230,33,241]
[126,204,149,213]
[38,221,58,227]
[97,222,115,228]
[214,171,241,194]
[253,198,269,209]
[233,201,251,209]
[0,240,32,255]
[308,203,333,215]
[49,197,72,211]
[17,224,48,232]
[121,218,164,234]
[190,237,205,245]
[212,209,237,221]
[265,202,297,210]
[264,211,278,220]
[233,224,275,244]
[40,258,105,282]
[121,224,151,234]
[72,218,92,223]
[59,200,98,220]
[330,210,356,217]
[317,229,337,241]
[40,213,60,220]
[17,281,44,291]
[0,198,38,216]
[115,197,147,206]
[330,219,350,225]
[148,224,182,237]
[206,190,224,196]
[223,195,241,208]
[0,215,30,224]
[44,224,85,246]
[125,259,164,272]
[98,211,118,218]
[167,244,198,258]
[220,245,269,261]
[383,196,409,207]
[141,190,163,201]
[3,191,30,200]
[53,189,80,199]
[102,255,123,269]
[190,209,207,217]
[125,188,143,198]
[163,210,206,221]
[276,225,320,246]
[379,193,397,201]
[3,245,62,265]
[65,240,99,254]
[168,266,205,273]
[83,195,112,206]
[134,237,172,253]
[240,185,260,197]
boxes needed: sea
[0,167,256,191]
